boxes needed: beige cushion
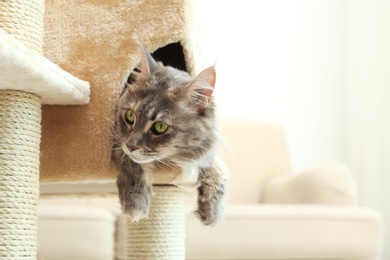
[263,162,358,205]
[219,119,290,203]
[38,205,116,260]
[185,205,382,260]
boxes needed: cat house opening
[151,42,187,72]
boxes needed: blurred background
[194,0,389,258]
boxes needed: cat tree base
[126,185,185,260]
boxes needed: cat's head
[113,45,217,166]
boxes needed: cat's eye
[125,110,136,125]
[152,121,168,135]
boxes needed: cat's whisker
[124,87,137,101]
[152,161,172,175]
[83,110,115,126]
[172,154,197,163]
[154,151,196,163]
[164,153,197,164]
[158,159,181,173]
[109,132,123,142]
[119,151,127,169]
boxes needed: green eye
[125,110,136,125]
[153,121,168,135]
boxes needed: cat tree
[0,1,89,258]
[1,0,205,259]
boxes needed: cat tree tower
[0,1,89,258]
[0,0,205,259]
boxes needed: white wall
[346,1,390,259]
[195,1,389,258]
[195,0,347,171]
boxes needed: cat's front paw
[196,184,224,225]
[121,194,150,222]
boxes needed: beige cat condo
[0,0,383,260]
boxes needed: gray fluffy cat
[111,45,227,225]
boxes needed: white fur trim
[0,29,90,104]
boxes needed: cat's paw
[121,194,150,222]
[124,207,149,222]
[196,184,224,225]
[196,205,223,226]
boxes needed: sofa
[183,118,383,259]
[38,118,383,259]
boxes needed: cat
[111,44,227,225]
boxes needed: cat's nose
[127,145,139,152]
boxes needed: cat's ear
[183,66,216,112]
[126,41,157,89]
[139,40,157,78]
[136,42,157,85]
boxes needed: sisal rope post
[0,91,41,259]
[0,0,44,259]
[0,1,44,53]
[126,185,185,260]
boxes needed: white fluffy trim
[0,29,90,105]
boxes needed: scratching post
[0,1,44,258]
[0,1,44,53]
[0,91,41,258]
[126,185,185,260]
